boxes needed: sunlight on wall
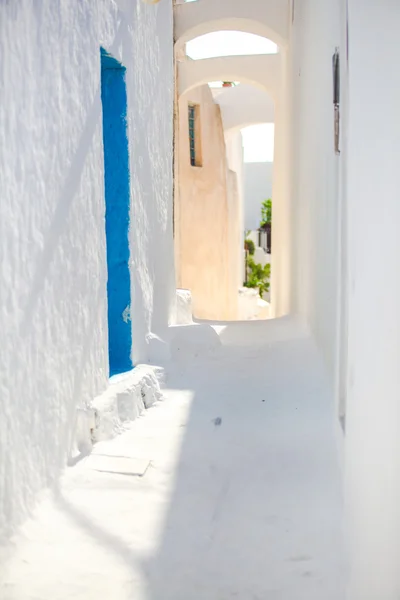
[242,124,274,163]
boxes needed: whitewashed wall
[244,162,273,230]
[344,2,400,599]
[0,0,174,540]
[216,84,275,132]
[287,0,341,378]
[225,131,245,287]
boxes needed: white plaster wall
[244,162,273,230]
[254,248,271,269]
[246,232,272,303]
[246,232,271,267]
[344,2,400,598]
[0,0,174,540]
[238,288,270,320]
[178,53,281,98]
[216,84,275,132]
[225,131,245,287]
[336,0,350,424]
[225,130,244,176]
[286,0,341,378]
[175,289,193,325]
[174,0,289,48]
[269,47,290,320]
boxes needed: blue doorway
[100,48,132,376]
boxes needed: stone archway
[174,0,289,50]
[178,53,281,99]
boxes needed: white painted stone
[91,366,164,443]
[85,454,150,477]
[175,289,193,325]
[0,0,174,539]
[238,287,270,320]
[0,318,345,600]
[146,333,172,364]
[167,323,222,360]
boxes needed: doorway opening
[100,48,132,376]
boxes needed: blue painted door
[100,48,132,376]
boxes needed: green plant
[244,238,255,255]
[244,257,271,297]
[260,199,272,228]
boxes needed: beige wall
[175,84,241,320]
[225,131,245,288]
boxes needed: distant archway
[174,0,289,50]
[178,54,281,99]
[215,84,275,133]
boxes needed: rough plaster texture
[175,289,193,325]
[0,318,345,599]
[0,0,174,540]
[91,366,164,445]
[176,84,240,320]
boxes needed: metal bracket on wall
[333,47,340,155]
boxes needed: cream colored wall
[178,53,281,98]
[174,0,289,48]
[226,169,242,316]
[176,84,240,320]
[225,131,245,288]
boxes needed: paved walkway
[0,318,345,599]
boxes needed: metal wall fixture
[332,47,340,155]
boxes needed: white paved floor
[0,318,345,599]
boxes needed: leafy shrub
[244,257,270,297]
[244,238,255,255]
[260,199,272,228]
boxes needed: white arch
[214,84,275,132]
[178,54,281,99]
[174,0,289,49]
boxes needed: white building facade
[0,0,175,539]
[175,0,400,598]
[2,1,400,598]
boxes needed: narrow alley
[0,318,344,600]
[3,1,400,597]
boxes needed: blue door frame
[100,48,133,376]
